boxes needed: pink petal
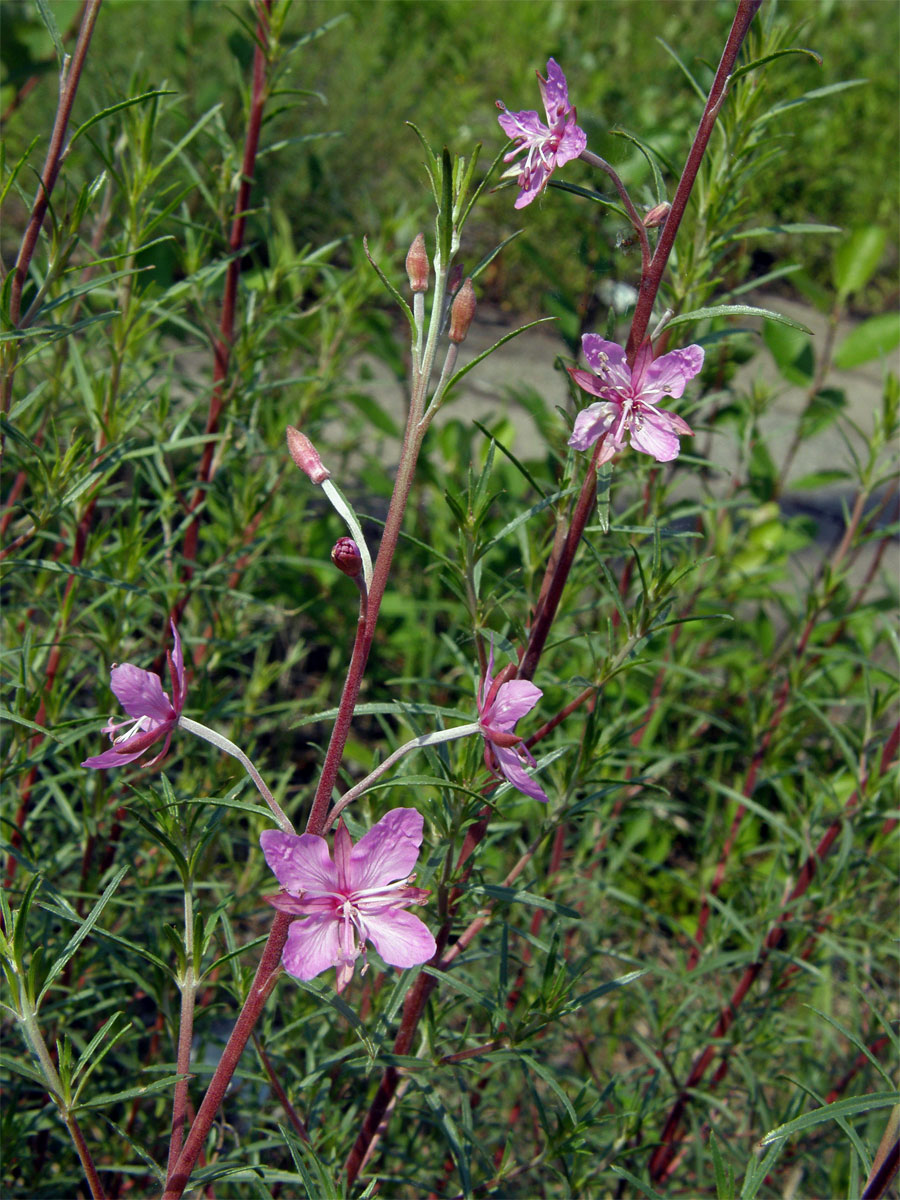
[281,914,344,982]
[628,412,682,462]
[488,679,542,729]
[351,808,424,890]
[81,743,150,769]
[497,107,546,143]
[554,120,587,166]
[169,622,185,712]
[260,830,337,895]
[514,165,552,208]
[494,744,550,803]
[538,58,571,123]
[568,402,616,451]
[568,366,612,401]
[657,406,694,437]
[642,344,704,400]
[109,663,174,722]
[363,906,436,969]
[581,336,632,389]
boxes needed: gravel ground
[342,292,899,593]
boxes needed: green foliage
[2,3,897,1200]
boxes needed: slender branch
[625,0,763,360]
[578,149,651,274]
[161,912,290,1200]
[179,0,272,572]
[165,887,196,1183]
[178,716,294,834]
[517,440,603,680]
[649,721,900,1183]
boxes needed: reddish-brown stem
[252,1034,309,1142]
[6,0,102,333]
[649,721,899,1183]
[161,912,290,1200]
[178,0,271,575]
[164,968,197,1183]
[625,0,763,359]
[517,442,602,681]
[66,1111,108,1200]
[688,475,877,966]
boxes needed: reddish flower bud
[449,278,476,344]
[286,426,330,484]
[405,233,429,293]
[331,537,363,578]
[643,202,671,229]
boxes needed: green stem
[165,889,196,1184]
[178,716,294,834]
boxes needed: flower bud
[449,278,476,344]
[331,537,363,578]
[405,233,429,293]
[643,202,671,229]
[286,426,330,484]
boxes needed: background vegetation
[1,1,897,1198]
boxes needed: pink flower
[477,645,549,803]
[260,808,436,992]
[496,58,587,209]
[82,621,185,769]
[568,336,704,465]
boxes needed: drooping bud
[449,278,476,344]
[286,426,330,484]
[405,233,430,293]
[331,537,363,578]
[643,202,671,229]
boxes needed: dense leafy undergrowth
[2,2,897,1197]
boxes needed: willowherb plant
[2,1,897,1198]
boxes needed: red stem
[178,0,272,576]
[649,721,900,1183]
[161,912,290,1200]
[625,0,763,359]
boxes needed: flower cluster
[260,808,436,992]
[477,645,549,804]
[568,335,704,464]
[82,622,185,769]
[496,58,586,208]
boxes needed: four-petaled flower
[260,808,436,992]
[568,335,704,464]
[496,58,586,209]
[82,621,185,769]
[477,645,549,803]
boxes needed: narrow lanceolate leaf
[445,318,555,394]
[729,46,823,83]
[661,305,812,334]
[69,91,176,146]
[37,867,128,1005]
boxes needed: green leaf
[834,226,888,299]
[76,1073,189,1110]
[833,312,900,369]
[763,320,814,385]
[37,867,128,1005]
[729,46,822,82]
[663,305,812,334]
[70,90,176,146]
[610,129,667,204]
[444,318,555,395]
[34,0,64,63]
[796,388,847,440]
